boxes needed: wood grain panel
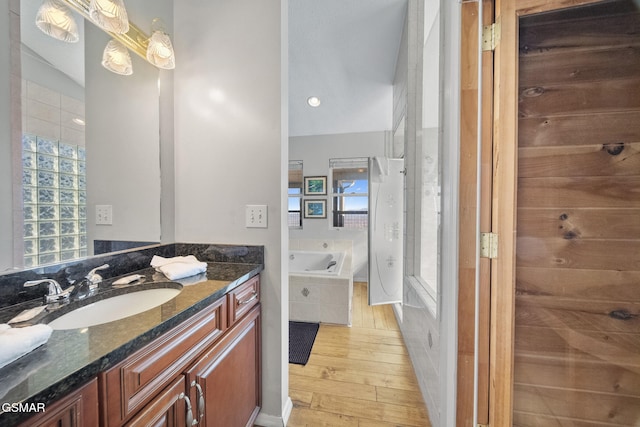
[516,237,640,270]
[519,46,640,86]
[515,295,640,333]
[518,143,640,177]
[514,354,640,396]
[517,176,640,208]
[519,78,640,118]
[518,111,640,148]
[517,208,640,239]
[519,11,640,54]
[505,1,640,425]
[516,267,640,301]
[513,383,640,425]
[515,325,640,366]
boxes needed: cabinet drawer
[102,298,226,426]
[227,275,260,325]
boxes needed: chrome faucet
[85,264,109,290]
[23,279,74,304]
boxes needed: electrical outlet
[96,205,113,225]
[245,205,267,228]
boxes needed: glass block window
[22,135,87,267]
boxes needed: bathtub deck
[287,282,432,427]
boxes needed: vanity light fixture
[146,18,175,70]
[101,39,132,75]
[307,96,321,107]
[43,0,177,72]
[35,0,80,43]
[89,0,129,34]
[72,117,86,126]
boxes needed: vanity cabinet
[17,378,99,427]
[101,275,261,427]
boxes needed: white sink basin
[48,287,182,330]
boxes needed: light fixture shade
[102,39,132,75]
[146,31,175,69]
[35,0,79,43]
[89,0,130,34]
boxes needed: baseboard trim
[254,397,293,427]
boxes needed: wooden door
[490,0,640,425]
[457,0,495,424]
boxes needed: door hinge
[482,21,501,51]
[480,232,498,259]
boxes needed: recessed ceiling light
[307,96,321,107]
[72,118,85,126]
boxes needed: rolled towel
[150,255,208,281]
[0,324,53,370]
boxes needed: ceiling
[288,0,408,137]
[22,0,408,138]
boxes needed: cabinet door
[125,376,194,427]
[186,305,261,427]
[18,378,98,427]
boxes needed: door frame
[489,0,606,425]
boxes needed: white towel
[0,324,53,369]
[150,255,208,280]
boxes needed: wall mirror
[0,0,172,272]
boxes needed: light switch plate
[245,205,267,228]
[96,205,113,225]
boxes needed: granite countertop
[0,261,263,425]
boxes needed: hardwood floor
[287,282,432,427]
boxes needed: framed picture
[303,199,326,218]
[304,176,327,195]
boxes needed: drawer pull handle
[179,392,197,426]
[191,380,205,421]
[237,292,258,306]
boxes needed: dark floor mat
[289,321,320,365]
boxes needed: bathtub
[289,251,345,276]
[288,250,353,326]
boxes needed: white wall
[289,131,386,280]
[173,0,289,424]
